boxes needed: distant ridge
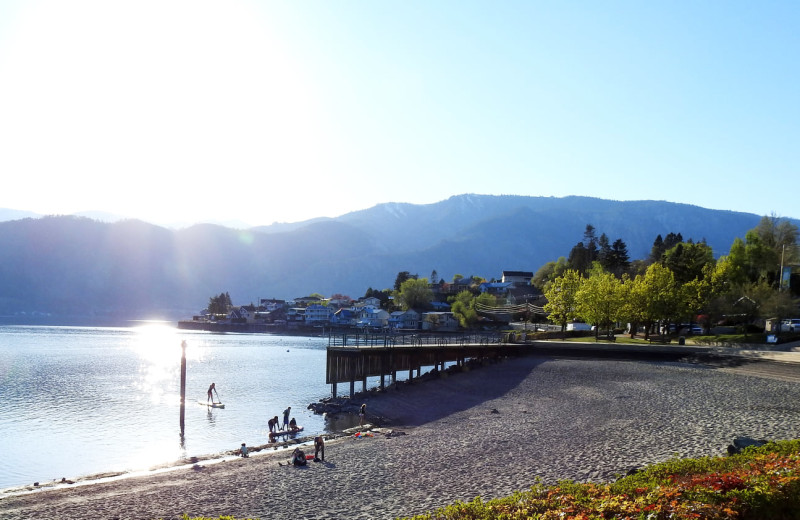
[0,195,788,324]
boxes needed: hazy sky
[1,1,798,227]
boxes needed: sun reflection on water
[129,324,202,405]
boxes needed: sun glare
[129,324,191,404]
[0,0,332,225]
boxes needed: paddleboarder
[207,382,219,404]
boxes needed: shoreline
[4,355,800,520]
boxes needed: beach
[3,355,800,520]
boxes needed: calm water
[0,324,353,490]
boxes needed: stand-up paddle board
[198,401,225,409]
[269,427,303,440]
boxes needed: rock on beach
[3,356,800,520]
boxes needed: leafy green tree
[532,257,567,291]
[544,269,583,332]
[450,290,478,329]
[576,265,625,337]
[638,263,680,338]
[396,278,433,310]
[620,274,647,338]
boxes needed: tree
[394,271,414,292]
[207,292,232,315]
[649,234,665,264]
[638,263,680,338]
[430,269,439,285]
[543,269,583,332]
[662,241,714,284]
[576,265,625,337]
[532,257,568,291]
[395,278,433,310]
[451,290,479,329]
[567,242,592,274]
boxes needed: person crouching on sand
[291,447,307,466]
[239,443,248,458]
[268,415,279,433]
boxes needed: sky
[0,1,798,228]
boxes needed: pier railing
[326,330,501,348]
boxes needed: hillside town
[178,270,545,333]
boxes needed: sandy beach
[3,355,800,520]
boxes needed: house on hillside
[479,282,513,296]
[389,309,421,330]
[292,295,323,307]
[501,270,533,286]
[331,308,356,327]
[355,296,382,309]
[259,299,287,312]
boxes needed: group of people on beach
[212,379,365,465]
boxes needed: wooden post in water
[179,340,187,435]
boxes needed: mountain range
[0,194,784,324]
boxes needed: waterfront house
[305,303,331,324]
[388,309,421,330]
[356,307,390,328]
[286,307,306,325]
[421,311,459,331]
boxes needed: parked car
[782,319,800,332]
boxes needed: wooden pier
[326,331,527,397]
[325,330,730,398]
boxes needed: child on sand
[359,403,366,426]
[239,443,248,458]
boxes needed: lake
[0,324,362,490]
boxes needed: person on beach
[282,406,291,430]
[268,415,279,433]
[359,403,366,426]
[239,443,249,458]
[290,447,307,466]
[207,383,219,404]
[314,436,325,462]
[289,417,299,432]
